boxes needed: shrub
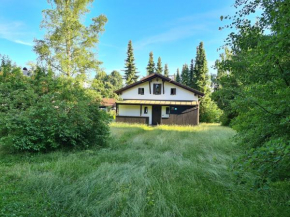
[0,67,110,152]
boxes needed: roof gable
[115,73,204,96]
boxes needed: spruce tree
[156,57,163,74]
[194,42,209,93]
[176,68,181,83]
[146,52,155,75]
[189,59,195,88]
[164,64,169,77]
[181,64,189,86]
[124,40,138,85]
[193,42,221,123]
[192,46,200,89]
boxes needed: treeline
[212,0,290,184]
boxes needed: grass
[0,123,289,217]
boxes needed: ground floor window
[166,107,170,114]
[144,106,148,114]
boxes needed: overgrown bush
[0,65,110,152]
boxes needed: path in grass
[0,123,289,217]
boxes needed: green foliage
[146,52,155,75]
[189,59,195,88]
[34,0,107,76]
[193,42,209,93]
[181,64,189,86]
[92,70,122,98]
[175,68,180,82]
[156,57,163,74]
[215,0,290,183]
[199,94,223,123]
[0,62,110,152]
[188,42,221,123]
[212,51,237,126]
[124,40,138,85]
[163,63,169,77]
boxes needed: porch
[116,100,199,126]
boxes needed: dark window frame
[144,106,148,114]
[171,88,176,95]
[138,88,144,95]
[153,83,162,95]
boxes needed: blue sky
[0,0,236,78]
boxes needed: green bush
[0,66,110,152]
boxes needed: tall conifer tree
[176,68,181,83]
[189,59,195,88]
[164,64,169,77]
[146,52,155,75]
[194,42,209,93]
[181,64,189,86]
[156,57,163,74]
[124,40,138,85]
[193,42,221,122]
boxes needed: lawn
[0,123,289,217]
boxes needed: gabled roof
[115,73,204,96]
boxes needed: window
[166,107,170,114]
[144,107,148,114]
[171,88,176,95]
[153,84,162,95]
[138,88,144,95]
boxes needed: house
[100,98,116,111]
[115,73,204,125]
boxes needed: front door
[152,105,161,125]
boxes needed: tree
[181,64,189,86]
[212,48,235,126]
[194,42,209,93]
[146,52,155,75]
[156,57,163,74]
[216,0,290,183]
[108,70,123,90]
[164,64,169,77]
[191,42,221,123]
[92,70,122,98]
[124,40,138,85]
[175,68,181,83]
[34,0,107,77]
[189,59,195,88]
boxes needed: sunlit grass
[0,123,289,216]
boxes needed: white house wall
[119,104,152,124]
[120,78,198,101]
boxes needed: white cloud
[133,7,233,50]
[0,21,34,46]
[135,24,208,49]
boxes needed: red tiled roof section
[101,98,116,106]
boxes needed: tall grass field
[0,123,289,216]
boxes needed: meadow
[0,123,289,217]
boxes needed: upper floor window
[153,84,161,95]
[171,88,176,95]
[138,88,144,95]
